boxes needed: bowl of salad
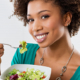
[1,64,51,80]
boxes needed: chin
[37,38,60,48]
[37,42,51,48]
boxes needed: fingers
[0,54,4,57]
[0,44,4,57]
[0,58,1,63]
[0,48,4,57]
[0,49,4,53]
[0,44,3,49]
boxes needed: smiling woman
[9,0,80,80]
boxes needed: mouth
[35,32,49,43]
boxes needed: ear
[62,12,72,27]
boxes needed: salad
[5,68,46,80]
[19,41,27,54]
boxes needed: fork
[0,43,20,49]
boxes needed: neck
[44,29,73,61]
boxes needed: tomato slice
[22,71,26,73]
[42,75,46,79]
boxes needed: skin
[27,0,80,80]
[0,44,4,75]
[0,44,4,61]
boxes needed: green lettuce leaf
[19,41,27,54]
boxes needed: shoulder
[71,48,80,66]
[70,66,80,80]
[69,49,80,80]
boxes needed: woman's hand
[0,44,4,57]
[0,44,4,63]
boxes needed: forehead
[27,0,58,14]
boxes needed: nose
[32,20,43,32]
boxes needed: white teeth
[36,34,46,39]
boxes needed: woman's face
[27,0,65,47]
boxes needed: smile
[35,33,49,43]
[36,34,46,39]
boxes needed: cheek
[46,18,64,41]
[43,18,62,30]
[53,26,65,42]
[55,26,64,37]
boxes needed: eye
[27,18,34,23]
[41,15,50,19]
[27,15,49,24]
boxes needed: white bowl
[1,64,51,80]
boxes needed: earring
[67,23,70,26]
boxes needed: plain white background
[0,0,80,74]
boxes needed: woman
[9,0,80,80]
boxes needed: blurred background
[0,0,80,74]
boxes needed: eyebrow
[27,10,51,16]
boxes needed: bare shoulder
[66,48,80,80]
[71,48,80,66]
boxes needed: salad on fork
[19,41,27,54]
[1,41,27,54]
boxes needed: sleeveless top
[11,43,80,80]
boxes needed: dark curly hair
[10,0,80,37]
